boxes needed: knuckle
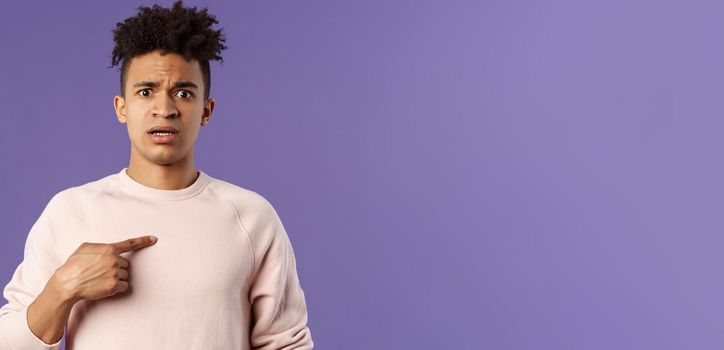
[75,242,90,253]
[106,279,118,290]
[102,245,116,254]
[104,255,117,265]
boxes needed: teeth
[152,132,173,136]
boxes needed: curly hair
[109,0,227,100]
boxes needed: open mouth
[148,131,179,143]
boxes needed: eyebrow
[132,81,199,89]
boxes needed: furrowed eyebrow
[174,81,198,89]
[132,81,199,89]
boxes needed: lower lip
[148,132,178,144]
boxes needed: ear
[114,95,127,124]
[201,97,216,126]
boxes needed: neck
[126,150,199,190]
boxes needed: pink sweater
[0,168,314,349]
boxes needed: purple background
[2,0,723,349]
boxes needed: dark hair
[109,0,227,100]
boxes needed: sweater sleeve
[0,195,65,350]
[246,199,314,350]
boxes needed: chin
[154,155,184,165]
[142,151,181,166]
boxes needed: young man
[0,1,314,349]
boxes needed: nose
[152,92,178,119]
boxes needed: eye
[176,90,193,99]
[138,88,152,97]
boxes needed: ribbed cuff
[0,305,62,350]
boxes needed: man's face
[113,50,215,167]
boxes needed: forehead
[126,51,203,82]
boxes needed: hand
[49,235,158,303]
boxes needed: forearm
[26,281,76,345]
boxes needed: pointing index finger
[110,235,157,254]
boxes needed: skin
[27,237,157,344]
[26,50,216,344]
[113,50,216,190]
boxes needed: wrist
[46,271,79,307]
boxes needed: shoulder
[205,177,278,218]
[33,171,126,232]
[26,179,102,250]
[204,177,287,249]
[45,173,116,218]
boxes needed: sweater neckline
[116,167,211,201]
